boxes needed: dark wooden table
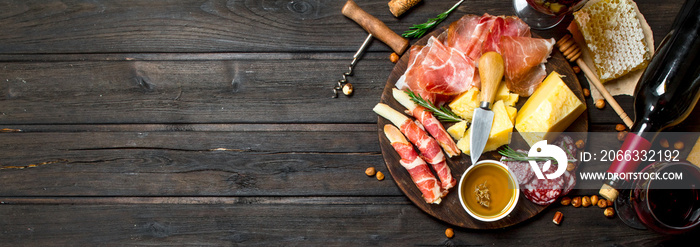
[1,0,696,245]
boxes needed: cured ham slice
[445,15,480,55]
[374,103,457,191]
[393,88,461,157]
[500,36,555,96]
[396,45,434,102]
[397,37,477,99]
[447,14,531,58]
[384,125,444,204]
[463,14,498,61]
[503,16,531,38]
[398,13,552,101]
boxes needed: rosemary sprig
[406,90,462,122]
[402,0,465,39]
[498,146,577,163]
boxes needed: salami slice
[562,170,576,195]
[522,175,564,206]
[555,135,578,165]
[501,153,534,186]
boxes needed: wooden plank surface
[0,198,693,246]
[0,0,683,54]
[1,0,697,245]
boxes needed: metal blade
[470,107,494,165]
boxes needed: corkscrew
[333,34,373,98]
[334,0,409,98]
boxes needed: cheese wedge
[515,71,586,146]
[496,83,519,107]
[449,88,480,121]
[447,121,468,140]
[449,84,518,122]
[457,100,515,155]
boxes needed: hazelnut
[617,131,628,141]
[376,171,385,181]
[552,211,564,225]
[615,124,626,132]
[595,99,605,109]
[566,162,576,172]
[573,66,581,74]
[597,199,607,208]
[582,196,592,207]
[660,138,670,148]
[591,195,599,206]
[575,139,585,149]
[560,197,571,206]
[390,52,399,63]
[572,197,582,207]
[604,207,615,218]
[583,88,590,97]
[365,167,376,176]
[342,83,354,96]
[674,141,685,150]
[445,228,454,238]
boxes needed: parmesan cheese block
[515,72,586,147]
[457,100,515,155]
[574,0,650,82]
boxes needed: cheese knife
[470,51,505,165]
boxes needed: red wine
[525,0,585,15]
[600,0,700,201]
[648,183,700,227]
[632,163,700,233]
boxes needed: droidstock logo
[528,140,568,180]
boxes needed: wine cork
[388,0,422,17]
[599,183,619,202]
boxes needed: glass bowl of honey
[458,160,520,222]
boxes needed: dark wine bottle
[599,0,700,201]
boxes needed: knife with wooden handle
[470,51,504,165]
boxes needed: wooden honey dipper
[556,34,634,128]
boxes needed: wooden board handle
[477,52,504,105]
[342,0,409,55]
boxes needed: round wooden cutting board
[377,25,588,229]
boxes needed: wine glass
[616,161,700,234]
[513,0,589,30]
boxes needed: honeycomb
[574,0,650,82]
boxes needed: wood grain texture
[0,0,684,54]
[0,199,695,246]
[1,0,696,245]
[0,127,403,196]
[0,55,392,124]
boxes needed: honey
[461,162,516,218]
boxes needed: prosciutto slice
[397,37,477,100]
[374,103,457,191]
[399,119,457,190]
[384,125,444,204]
[398,13,551,101]
[500,36,555,96]
[445,15,481,55]
[393,88,461,157]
